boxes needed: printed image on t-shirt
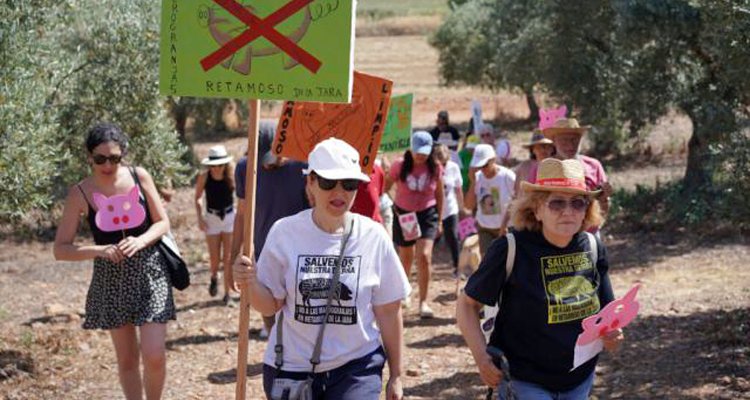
[295,255,361,325]
[540,251,600,324]
[479,187,501,215]
[406,173,430,192]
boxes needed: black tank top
[79,169,150,245]
[205,173,233,211]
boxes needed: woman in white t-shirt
[233,138,410,400]
[433,144,465,277]
[464,144,516,256]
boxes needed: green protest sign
[160,0,354,102]
[379,93,413,153]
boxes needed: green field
[357,0,447,17]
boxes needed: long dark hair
[399,148,437,182]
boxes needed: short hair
[510,190,604,232]
[86,122,129,155]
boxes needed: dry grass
[357,15,443,37]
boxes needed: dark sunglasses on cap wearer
[315,175,360,192]
[92,154,123,165]
[546,197,589,213]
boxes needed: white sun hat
[201,145,233,166]
[470,144,497,168]
[302,138,371,182]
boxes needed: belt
[207,205,233,220]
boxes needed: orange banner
[272,71,393,174]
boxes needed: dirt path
[1,195,748,399]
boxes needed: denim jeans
[263,347,385,400]
[498,372,594,400]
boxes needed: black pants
[442,214,460,270]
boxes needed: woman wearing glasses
[233,138,410,400]
[456,158,624,400]
[194,144,235,304]
[53,123,174,400]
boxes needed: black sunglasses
[546,197,589,212]
[316,176,360,192]
[92,154,123,165]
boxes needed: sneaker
[222,293,232,306]
[401,296,412,309]
[419,302,434,319]
[259,326,269,340]
[208,276,218,297]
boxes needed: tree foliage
[431,1,750,197]
[1,0,194,223]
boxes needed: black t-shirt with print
[464,229,615,391]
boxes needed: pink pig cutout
[538,105,568,131]
[577,284,641,346]
[458,217,478,242]
[93,186,147,232]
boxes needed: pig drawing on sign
[298,278,353,306]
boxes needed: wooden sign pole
[236,99,260,400]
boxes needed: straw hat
[522,130,554,149]
[201,145,233,165]
[542,118,590,139]
[521,158,601,195]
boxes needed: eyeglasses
[316,176,360,192]
[546,197,589,212]
[92,154,122,165]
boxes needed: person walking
[230,120,309,336]
[433,143,465,278]
[233,138,409,400]
[464,144,516,256]
[54,123,175,400]
[457,158,624,400]
[195,145,235,303]
[386,131,444,319]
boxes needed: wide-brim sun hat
[521,158,601,196]
[302,137,370,182]
[522,130,554,149]
[201,145,233,165]
[542,118,591,139]
[470,144,496,168]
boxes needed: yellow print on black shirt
[540,251,600,324]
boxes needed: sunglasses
[92,154,122,165]
[316,176,360,192]
[546,197,589,212]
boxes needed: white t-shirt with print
[474,166,515,229]
[442,161,463,219]
[257,209,411,372]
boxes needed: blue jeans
[263,347,385,400]
[497,372,594,400]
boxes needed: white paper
[571,338,603,371]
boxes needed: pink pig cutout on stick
[576,283,641,346]
[458,217,478,242]
[93,186,146,232]
[538,105,568,131]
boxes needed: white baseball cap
[470,144,496,168]
[302,138,371,182]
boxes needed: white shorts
[205,210,235,236]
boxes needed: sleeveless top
[78,168,150,245]
[205,173,233,211]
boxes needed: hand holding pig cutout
[577,284,641,346]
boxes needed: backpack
[480,232,599,343]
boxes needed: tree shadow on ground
[603,232,748,273]
[408,333,465,350]
[166,332,238,350]
[176,299,226,313]
[593,307,750,399]
[404,317,455,329]
[207,362,264,384]
[404,371,488,399]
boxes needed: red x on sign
[200,0,322,74]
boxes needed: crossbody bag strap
[309,215,354,373]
